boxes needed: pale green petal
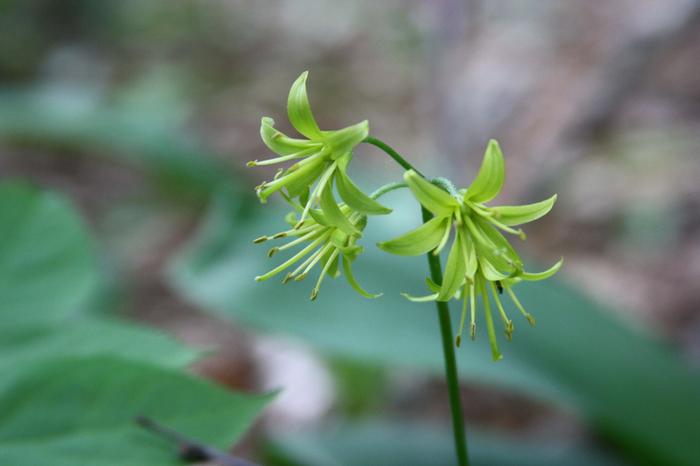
[284,160,327,198]
[260,117,317,155]
[403,170,459,217]
[401,291,439,302]
[342,256,382,298]
[465,139,505,203]
[377,217,449,256]
[287,71,323,139]
[319,182,360,236]
[473,216,523,267]
[425,277,441,293]
[491,194,557,226]
[457,227,478,279]
[437,237,467,301]
[478,255,512,281]
[464,215,516,274]
[335,159,392,215]
[324,121,369,158]
[520,258,563,281]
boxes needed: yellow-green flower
[378,140,562,360]
[249,71,390,225]
[254,200,380,301]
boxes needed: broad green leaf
[336,162,392,215]
[265,422,628,466]
[170,195,700,466]
[491,194,558,226]
[319,183,360,236]
[436,236,466,301]
[287,71,323,139]
[377,216,449,256]
[403,170,459,217]
[465,139,505,203]
[0,181,98,324]
[0,356,272,466]
[260,117,318,156]
[0,319,198,391]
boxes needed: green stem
[364,137,470,466]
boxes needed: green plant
[247,72,562,466]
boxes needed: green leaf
[491,194,558,226]
[436,236,466,301]
[265,422,627,466]
[0,356,272,466]
[336,160,392,215]
[465,139,505,203]
[0,181,98,325]
[403,170,459,217]
[319,182,360,236]
[260,117,317,155]
[377,216,449,256]
[287,71,323,139]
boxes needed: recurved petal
[401,291,440,302]
[261,117,317,155]
[478,255,513,281]
[323,120,369,159]
[464,139,505,203]
[491,194,557,226]
[287,71,323,139]
[403,170,459,217]
[519,258,563,281]
[377,216,450,256]
[319,182,360,236]
[342,256,382,298]
[437,236,467,301]
[335,158,392,215]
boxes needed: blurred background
[1,1,699,465]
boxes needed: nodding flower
[249,71,390,227]
[253,200,381,302]
[378,140,562,360]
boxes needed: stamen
[504,284,536,326]
[480,279,502,361]
[456,283,469,347]
[267,247,278,257]
[487,216,526,240]
[255,233,329,281]
[288,236,332,278]
[296,160,337,227]
[490,282,513,341]
[275,230,323,252]
[248,148,317,167]
[310,250,340,301]
[299,243,334,277]
[253,236,268,244]
[469,282,476,340]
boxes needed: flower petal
[519,258,563,281]
[437,236,467,301]
[457,227,478,279]
[401,291,439,302]
[377,216,449,256]
[335,157,392,215]
[319,182,360,236]
[403,170,459,217]
[324,121,369,159]
[491,194,557,226]
[342,256,382,298]
[260,117,317,155]
[465,139,505,203]
[287,71,323,139]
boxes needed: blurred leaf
[169,191,700,466]
[0,356,272,466]
[0,181,98,324]
[0,87,245,203]
[0,318,199,391]
[265,422,626,466]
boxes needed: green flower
[253,201,381,301]
[377,140,562,360]
[249,71,390,225]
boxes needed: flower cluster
[249,72,390,299]
[378,140,561,360]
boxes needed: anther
[470,322,476,340]
[282,273,293,284]
[294,273,307,282]
[505,320,514,341]
[272,232,287,239]
[246,160,258,167]
[267,247,278,258]
[253,236,268,244]
[455,335,462,347]
[310,288,319,301]
[526,314,536,326]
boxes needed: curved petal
[335,159,392,215]
[287,71,323,139]
[377,216,449,256]
[260,117,316,155]
[458,227,478,279]
[342,256,382,298]
[465,139,505,203]
[324,120,369,159]
[437,236,467,301]
[319,182,360,236]
[403,170,459,217]
[401,291,439,302]
[491,194,557,226]
[519,258,563,281]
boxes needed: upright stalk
[364,137,470,466]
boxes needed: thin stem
[366,136,470,466]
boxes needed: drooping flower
[377,140,562,360]
[253,197,381,301]
[249,71,390,225]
